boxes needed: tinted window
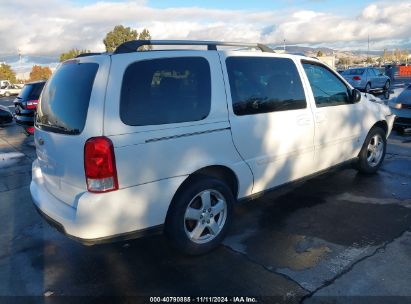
[226,57,306,116]
[373,68,383,76]
[18,82,45,100]
[367,68,376,77]
[302,62,351,107]
[120,57,211,126]
[343,69,365,75]
[36,62,98,134]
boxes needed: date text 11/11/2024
[149,296,258,303]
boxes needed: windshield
[36,62,99,135]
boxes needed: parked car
[14,81,46,135]
[0,105,13,124]
[341,67,390,93]
[31,40,394,255]
[0,84,22,97]
[388,84,411,133]
[0,80,11,89]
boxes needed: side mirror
[352,89,362,103]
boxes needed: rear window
[343,69,365,75]
[36,62,99,134]
[120,57,211,126]
[18,82,45,100]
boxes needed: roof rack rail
[75,52,102,58]
[113,40,273,54]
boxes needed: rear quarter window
[36,62,99,134]
[120,57,211,126]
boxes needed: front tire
[383,80,390,91]
[165,177,234,255]
[4,92,10,97]
[356,127,386,174]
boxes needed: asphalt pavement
[0,82,410,303]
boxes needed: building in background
[317,56,336,69]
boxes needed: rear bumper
[14,108,35,126]
[30,159,185,243]
[15,115,34,126]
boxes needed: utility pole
[283,39,286,52]
[18,48,22,83]
[367,35,370,64]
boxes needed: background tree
[338,57,351,67]
[383,49,389,64]
[366,57,373,64]
[103,25,152,52]
[29,65,52,82]
[59,48,90,62]
[316,50,324,57]
[0,63,17,83]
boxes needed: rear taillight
[25,127,35,135]
[26,99,39,109]
[353,76,361,81]
[84,137,118,193]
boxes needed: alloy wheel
[367,134,384,167]
[184,189,227,244]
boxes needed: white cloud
[0,0,410,57]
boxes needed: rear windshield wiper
[36,122,79,135]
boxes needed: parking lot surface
[0,82,411,303]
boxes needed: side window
[302,62,351,108]
[368,69,376,77]
[120,57,211,126]
[226,57,306,116]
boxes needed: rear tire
[356,127,386,174]
[165,177,234,255]
[365,83,371,93]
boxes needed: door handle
[296,114,311,126]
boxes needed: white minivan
[31,40,394,255]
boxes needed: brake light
[25,127,35,134]
[353,76,361,81]
[26,99,38,109]
[84,137,118,193]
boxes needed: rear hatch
[14,82,45,125]
[34,56,110,207]
[341,68,365,84]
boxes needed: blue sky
[1,0,410,76]
[146,0,375,14]
[69,0,376,13]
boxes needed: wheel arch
[372,120,388,137]
[165,165,239,231]
[178,165,239,199]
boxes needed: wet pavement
[1,90,411,303]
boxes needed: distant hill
[270,45,383,58]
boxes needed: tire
[383,80,390,91]
[356,127,386,174]
[365,83,371,93]
[165,177,234,255]
[4,92,10,97]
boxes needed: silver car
[342,67,390,93]
[389,84,411,133]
